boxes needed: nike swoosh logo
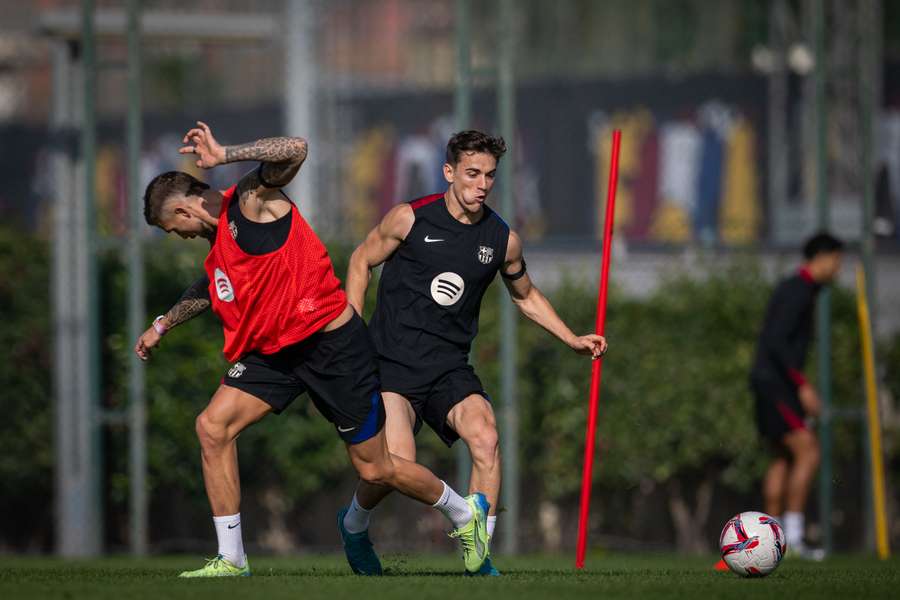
[337,425,356,433]
[424,236,444,243]
[227,522,240,529]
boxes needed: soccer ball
[718,511,786,577]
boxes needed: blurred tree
[0,228,53,550]
[497,261,865,553]
[0,225,886,552]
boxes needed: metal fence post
[498,0,519,556]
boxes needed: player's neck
[443,190,484,225]
[200,189,225,225]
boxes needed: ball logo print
[430,272,465,306]
[214,267,235,302]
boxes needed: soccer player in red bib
[338,130,608,575]
[135,122,489,577]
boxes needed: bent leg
[348,424,488,573]
[762,451,789,518]
[783,428,820,512]
[196,384,272,516]
[347,426,443,504]
[447,394,501,516]
[355,392,418,509]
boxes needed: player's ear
[443,162,455,184]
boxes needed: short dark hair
[446,130,507,165]
[143,171,209,225]
[803,231,844,259]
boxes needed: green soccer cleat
[448,492,491,574]
[465,555,501,576]
[177,554,251,578]
[337,507,383,575]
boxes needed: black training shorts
[223,312,385,444]
[378,358,488,447]
[750,376,808,443]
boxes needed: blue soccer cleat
[337,507,383,576]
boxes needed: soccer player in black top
[338,130,608,575]
[750,232,843,559]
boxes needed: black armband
[501,259,527,281]
[256,163,279,189]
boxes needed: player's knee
[195,411,228,449]
[801,439,820,468]
[356,458,396,487]
[465,424,499,469]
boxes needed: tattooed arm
[179,121,308,192]
[224,136,308,189]
[134,274,210,361]
[163,274,211,327]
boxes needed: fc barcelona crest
[477,245,494,265]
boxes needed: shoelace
[448,528,475,554]
[203,555,226,569]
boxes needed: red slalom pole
[575,129,621,569]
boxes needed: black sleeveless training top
[226,190,293,255]
[369,193,511,370]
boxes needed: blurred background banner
[0,0,898,558]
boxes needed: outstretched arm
[501,231,607,358]
[346,203,415,315]
[179,121,308,190]
[134,274,210,361]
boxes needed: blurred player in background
[338,130,607,576]
[747,232,843,561]
[135,122,490,577]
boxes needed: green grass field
[2,553,897,600]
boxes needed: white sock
[343,493,372,534]
[487,515,497,539]
[213,513,245,567]
[433,481,473,529]
[782,511,804,546]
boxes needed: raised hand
[179,121,225,169]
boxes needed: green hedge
[0,229,54,549]
[0,226,891,551]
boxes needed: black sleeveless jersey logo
[430,272,465,306]
[477,245,494,264]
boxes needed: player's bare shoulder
[234,168,291,221]
[380,202,416,242]
[504,229,524,266]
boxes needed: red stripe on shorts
[776,401,806,431]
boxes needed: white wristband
[152,315,168,336]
